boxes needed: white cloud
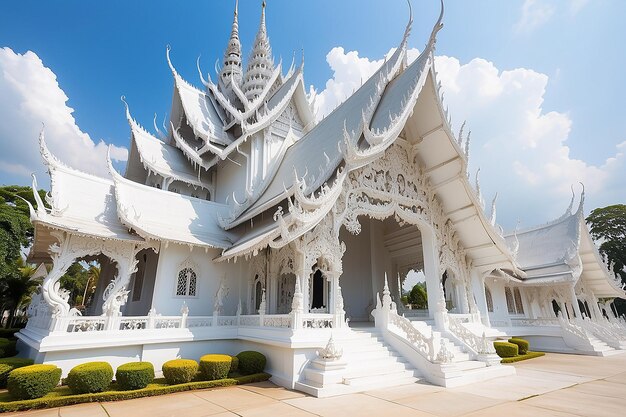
[0,47,127,185]
[311,46,626,229]
[514,0,556,34]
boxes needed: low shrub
[508,338,530,355]
[0,358,34,388]
[229,356,239,374]
[66,362,113,394]
[0,372,271,412]
[494,341,518,358]
[115,362,154,390]
[199,354,231,381]
[0,338,17,358]
[7,364,61,400]
[236,351,266,375]
[501,351,545,364]
[162,359,198,385]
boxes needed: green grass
[0,372,270,412]
[501,351,545,364]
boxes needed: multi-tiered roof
[25,1,626,299]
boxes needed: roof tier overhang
[169,54,313,173]
[578,217,626,299]
[27,133,145,263]
[108,154,234,250]
[124,103,211,191]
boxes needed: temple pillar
[421,227,446,329]
[590,293,603,321]
[471,270,490,326]
[458,279,470,314]
[569,284,582,319]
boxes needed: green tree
[586,204,626,316]
[0,185,46,282]
[408,282,428,309]
[0,258,42,328]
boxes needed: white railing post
[291,276,304,330]
[147,308,156,330]
[180,302,189,328]
[259,289,266,327]
[236,300,242,326]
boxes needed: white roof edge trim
[106,149,230,250]
[39,128,113,186]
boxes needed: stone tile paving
[5,352,626,417]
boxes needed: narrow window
[513,288,524,314]
[485,286,494,312]
[505,287,515,314]
[176,267,197,297]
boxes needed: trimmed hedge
[230,356,239,373]
[236,351,266,375]
[115,362,154,390]
[508,338,530,355]
[0,372,271,412]
[494,341,518,358]
[66,362,113,394]
[0,357,34,388]
[199,354,231,381]
[162,359,198,385]
[7,364,62,400]
[501,351,545,364]
[0,338,17,358]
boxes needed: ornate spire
[220,0,243,89]
[242,1,275,101]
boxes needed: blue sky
[1,0,624,229]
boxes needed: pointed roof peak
[220,0,243,92]
[242,0,275,100]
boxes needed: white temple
[17,0,626,397]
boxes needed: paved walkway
[7,352,626,416]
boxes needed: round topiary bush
[7,364,61,400]
[494,341,519,358]
[66,361,113,394]
[229,355,239,374]
[236,351,266,375]
[0,357,34,388]
[508,338,530,355]
[162,359,199,385]
[115,362,154,390]
[199,354,232,381]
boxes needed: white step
[454,360,487,371]
[344,369,418,387]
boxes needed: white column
[421,227,446,329]
[570,284,582,319]
[471,270,490,326]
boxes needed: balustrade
[48,311,336,334]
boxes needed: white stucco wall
[149,244,245,316]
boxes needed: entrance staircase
[295,326,421,397]
[584,335,620,356]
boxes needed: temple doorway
[339,216,428,322]
[311,270,325,310]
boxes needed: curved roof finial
[576,182,585,215]
[427,0,445,49]
[120,95,130,119]
[401,0,414,45]
[165,45,177,76]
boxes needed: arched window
[485,286,494,312]
[513,288,524,314]
[176,267,197,297]
[505,287,515,314]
